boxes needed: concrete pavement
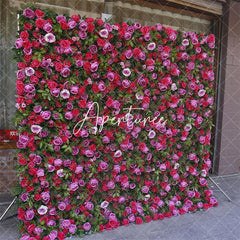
[1,174,239,240]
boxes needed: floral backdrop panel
[14,6,217,240]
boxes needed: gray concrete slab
[0,174,239,240]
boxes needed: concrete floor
[0,174,239,240]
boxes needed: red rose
[35,18,45,28]
[27,224,36,233]
[97,38,105,47]
[141,26,150,35]
[145,215,152,223]
[78,86,85,95]
[19,158,27,165]
[22,40,32,49]
[106,98,113,107]
[42,237,50,240]
[109,219,118,228]
[78,100,86,108]
[71,14,80,22]
[72,109,80,117]
[119,121,126,129]
[34,193,41,201]
[182,130,188,138]
[88,23,95,33]
[35,9,44,18]
[153,197,160,204]
[133,48,141,57]
[24,23,33,30]
[158,213,165,220]
[83,61,91,72]
[96,19,104,25]
[47,80,58,90]
[145,58,155,66]
[136,217,143,225]
[69,162,77,171]
[30,76,39,84]
[23,55,32,62]
[32,41,40,48]
[60,20,68,30]
[143,96,150,104]
[18,62,27,69]
[121,219,129,226]
[105,223,112,230]
[99,224,104,231]
[89,144,96,151]
[31,59,41,68]
[165,27,173,36]
[26,185,34,192]
[179,208,186,215]
[121,175,128,183]
[203,203,210,210]
[92,83,99,93]
[85,17,94,23]
[16,80,24,95]
[60,39,70,49]
[208,34,215,43]
[58,232,65,240]
[18,208,25,220]
[163,45,171,53]
[20,31,29,40]
[79,205,86,212]
[54,62,63,72]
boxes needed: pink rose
[60,67,70,78]
[25,210,35,220]
[68,19,77,29]
[142,186,149,193]
[79,21,88,31]
[23,8,35,19]
[89,178,98,189]
[43,22,53,32]
[58,202,66,211]
[128,214,135,222]
[15,38,23,48]
[122,79,130,88]
[41,110,51,120]
[107,181,115,189]
[90,62,99,72]
[54,159,62,167]
[69,182,79,191]
[83,222,91,231]
[85,149,94,157]
[99,161,108,171]
[85,201,94,211]
[160,164,166,171]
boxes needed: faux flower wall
[14,6,217,240]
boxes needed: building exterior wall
[0,150,18,194]
[215,0,240,175]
